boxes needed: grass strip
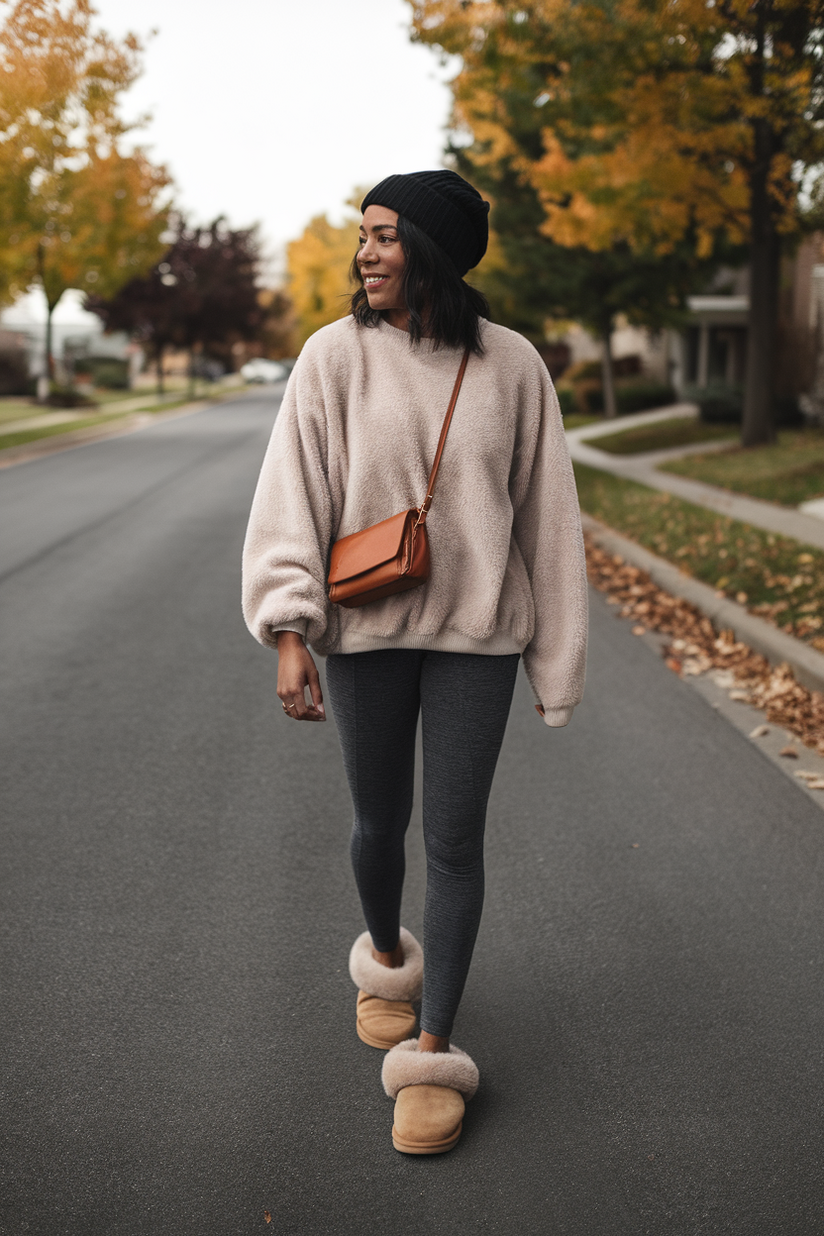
[561,412,602,430]
[589,416,737,455]
[573,461,824,650]
[660,426,824,506]
[0,413,127,450]
[0,398,200,452]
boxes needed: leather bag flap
[328,509,414,584]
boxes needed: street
[2,391,823,1235]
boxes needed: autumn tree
[0,0,170,383]
[410,0,824,443]
[287,205,361,348]
[257,288,296,360]
[88,215,263,394]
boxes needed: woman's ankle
[372,941,404,969]
[418,1030,450,1053]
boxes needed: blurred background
[2,0,824,498]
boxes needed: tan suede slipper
[381,1038,480,1155]
[348,927,423,1050]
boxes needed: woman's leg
[418,652,520,1041]
[326,649,424,953]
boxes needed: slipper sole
[391,1121,463,1155]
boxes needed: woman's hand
[276,631,325,722]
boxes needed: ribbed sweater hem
[336,628,524,657]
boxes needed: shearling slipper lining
[348,928,424,1002]
[382,1038,479,1101]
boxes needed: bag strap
[415,346,471,528]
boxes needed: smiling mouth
[363,275,389,286]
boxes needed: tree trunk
[742,123,779,446]
[37,244,58,398]
[601,323,618,419]
[188,350,196,400]
[156,343,165,396]
[44,297,60,394]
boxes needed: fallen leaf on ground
[632,625,646,635]
[750,725,770,738]
[729,690,750,701]
[264,1213,271,1224]
[779,746,799,758]
[585,534,824,756]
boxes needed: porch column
[697,323,710,388]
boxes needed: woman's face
[357,205,407,327]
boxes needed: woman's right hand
[276,631,326,722]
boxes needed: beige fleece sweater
[242,316,588,726]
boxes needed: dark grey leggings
[325,649,519,1038]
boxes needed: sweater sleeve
[511,362,588,726]
[241,347,333,650]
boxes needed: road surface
[1,392,822,1235]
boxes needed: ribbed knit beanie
[360,171,490,276]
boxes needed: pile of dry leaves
[585,534,824,756]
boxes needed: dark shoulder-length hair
[349,214,490,355]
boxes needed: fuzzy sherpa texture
[241,315,588,725]
[382,1038,480,1101]
[348,927,424,1002]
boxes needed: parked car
[241,358,288,384]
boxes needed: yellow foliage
[0,0,170,311]
[409,0,824,259]
[287,210,360,349]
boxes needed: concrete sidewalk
[566,406,824,551]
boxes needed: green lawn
[0,413,125,449]
[0,396,197,451]
[587,416,738,455]
[660,426,824,506]
[562,412,602,430]
[0,400,45,425]
[573,461,824,649]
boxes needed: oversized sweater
[242,316,588,726]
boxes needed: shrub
[46,387,96,408]
[615,380,677,414]
[87,357,129,389]
[0,349,31,396]
[555,385,577,417]
[689,384,803,428]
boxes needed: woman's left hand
[276,631,326,722]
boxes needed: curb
[581,511,824,696]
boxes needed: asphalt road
[2,392,823,1236]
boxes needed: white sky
[95,0,458,256]
[5,0,460,326]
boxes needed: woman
[242,170,588,1155]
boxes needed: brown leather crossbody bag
[327,347,470,609]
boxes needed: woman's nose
[358,238,377,264]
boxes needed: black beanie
[360,171,490,276]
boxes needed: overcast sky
[6,0,459,325]
[95,0,458,253]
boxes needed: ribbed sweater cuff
[269,622,308,642]
[542,706,574,728]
